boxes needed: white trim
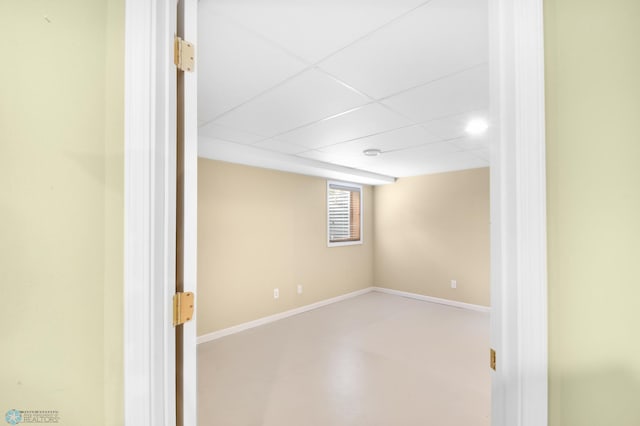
[491,0,548,424]
[372,287,491,313]
[197,287,492,344]
[514,0,548,422]
[197,288,372,344]
[124,1,176,425]
[327,240,364,248]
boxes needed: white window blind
[328,182,362,245]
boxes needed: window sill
[328,240,363,248]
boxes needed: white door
[123,0,198,424]
[176,0,198,425]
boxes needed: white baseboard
[197,286,490,344]
[372,287,491,313]
[197,287,373,344]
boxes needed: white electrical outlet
[297,285,303,294]
[451,280,457,289]
[274,288,279,299]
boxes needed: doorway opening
[196,0,492,424]
[123,0,548,424]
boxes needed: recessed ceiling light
[465,118,489,135]
[363,148,382,157]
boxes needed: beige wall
[198,159,374,334]
[545,0,640,425]
[0,1,124,424]
[373,168,490,307]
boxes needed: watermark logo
[4,409,59,424]
[5,410,22,425]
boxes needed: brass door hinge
[174,36,195,72]
[490,348,497,371]
[173,292,194,326]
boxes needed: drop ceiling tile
[198,122,265,145]
[198,11,308,122]
[373,140,461,162]
[316,125,441,155]
[468,148,491,161]
[203,0,428,64]
[296,149,354,164]
[318,0,488,98]
[275,103,413,149]
[451,135,490,151]
[420,110,489,141]
[252,139,309,155]
[213,69,369,138]
[366,149,489,177]
[299,140,461,176]
[382,65,489,123]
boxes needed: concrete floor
[198,291,490,426]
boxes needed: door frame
[489,0,548,424]
[123,0,177,424]
[123,0,197,425]
[123,0,548,425]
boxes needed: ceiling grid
[198,0,490,180]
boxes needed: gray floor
[198,291,490,426]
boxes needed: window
[327,181,363,246]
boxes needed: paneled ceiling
[198,0,489,183]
